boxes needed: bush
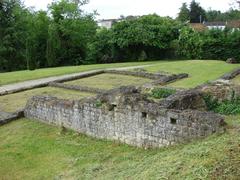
[150,88,176,99]
[203,94,240,115]
[138,50,148,61]
[178,27,240,61]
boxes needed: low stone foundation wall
[24,87,225,148]
[221,68,240,80]
[49,82,107,94]
[199,81,240,101]
[0,110,24,126]
[105,69,188,82]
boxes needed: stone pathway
[0,65,153,96]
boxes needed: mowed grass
[0,117,239,179]
[0,61,155,86]
[143,60,240,88]
[65,73,151,90]
[0,87,94,113]
[1,60,240,179]
[1,60,239,88]
[231,75,240,85]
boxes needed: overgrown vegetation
[203,93,240,115]
[150,88,176,99]
[1,0,240,72]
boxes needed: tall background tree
[177,3,190,22]
[189,0,206,23]
[0,0,29,72]
[47,0,97,66]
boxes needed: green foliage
[203,94,220,111]
[1,0,240,72]
[206,9,240,22]
[0,0,97,72]
[86,28,114,64]
[0,0,29,71]
[178,27,240,61]
[178,27,203,59]
[48,0,97,66]
[26,38,37,70]
[111,14,180,60]
[138,50,148,61]
[46,23,60,67]
[95,100,103,107]
[189,0,206,23]
[112,14,179,49]
[203,93,240,115]
[177,3,190,22]
[150,88,176,99]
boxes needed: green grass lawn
[231,75,240,85]
[0,61,155,86]
[1,60,240,179]
[0,117,239,179]
[1,60,239,88]
[143,60,240,88]
[65,73,151,90]
[0,87,94,112]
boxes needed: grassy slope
[1,60,240,179]
[0,87,94,112]
[0,62,155,86]
[143,60,240,88]
[65,73,151,90]
[0,117,239,179]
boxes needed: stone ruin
[2,67,236,148]
[198,68,240,101]
[24,86,225,148]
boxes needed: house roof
[98,19,118,22]
[203,21,226,26]
[227,20,240,28]
[189,23,207,31]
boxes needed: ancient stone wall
[49,82,107,94]
[24,87,225,148]
[0,110,24,126]
[105,69,188,82]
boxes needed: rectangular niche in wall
[170,117,177,124]
[108,104,117,111]
[142,112,148,118]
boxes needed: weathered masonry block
[24,87,225,148]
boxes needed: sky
[24,0,236,19]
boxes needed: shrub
[138,50,148,61]
[203,94,219,111]
[203,94,240,115]
[150,88,176,99]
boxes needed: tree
[46,23,60,67]
[111,14,180,60]
[47,0,97,66]
[178,27,202,59]
[86,28,114,64]
[0,0,29,72]
[189,0,206,23]
[177,3,190,22]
